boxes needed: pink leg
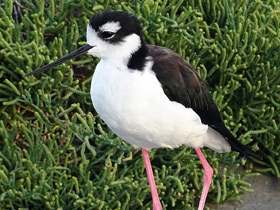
[142,149,162,210]
[195,148,213,210]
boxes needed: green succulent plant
[0,0,279,209]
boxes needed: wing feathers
[148,45,262,159]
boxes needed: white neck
[104,33,142,64]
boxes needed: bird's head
[25,11,144,76]
[87,11,144,60]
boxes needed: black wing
[148,45,261,159]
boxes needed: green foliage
[0,0,279,209]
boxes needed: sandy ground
[208,174,280,210]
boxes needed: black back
[147,45,262,159]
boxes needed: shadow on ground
[208,174,280,210]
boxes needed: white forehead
[99,21,121,32]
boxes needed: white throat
[103,33,142,66]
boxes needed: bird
[25,10,262,210]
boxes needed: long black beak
[25,44,94,76]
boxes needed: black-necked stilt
[26,10,262,210]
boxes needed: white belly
[90,60,218,150]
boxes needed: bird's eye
[99,31,115,40]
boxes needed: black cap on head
[89,10,144,43]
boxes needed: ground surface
[209,174,280,210]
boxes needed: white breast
[90,59,230,152]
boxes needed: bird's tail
[210,123,263,160]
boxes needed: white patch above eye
[99,21,121,33]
